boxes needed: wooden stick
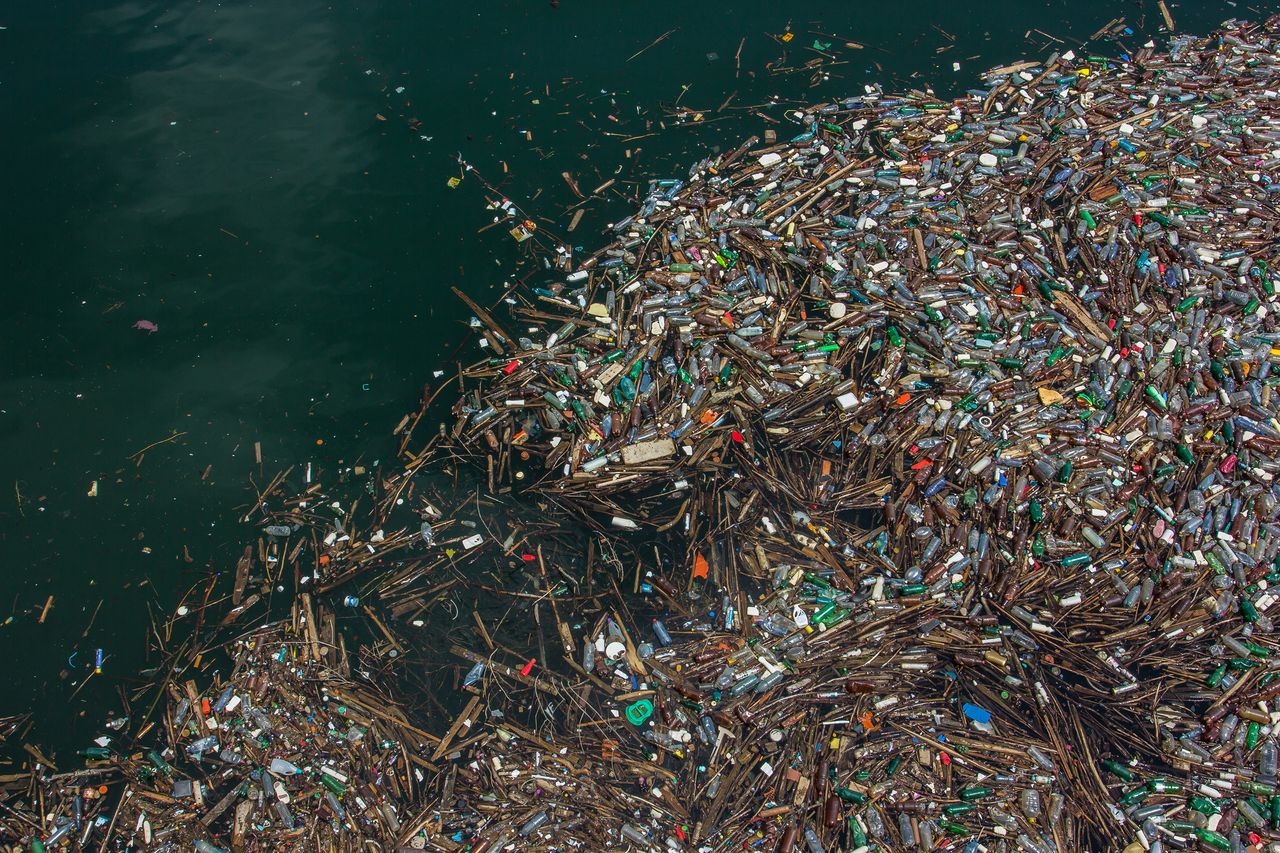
[432,695,481,760]
[626,27,677,63]
[452,287,514,348]
[450,645,561,696]
[128,430,187,462]
[96,785,129,853]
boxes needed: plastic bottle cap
[626,699,653,725]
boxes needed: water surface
[0,0,1254,749]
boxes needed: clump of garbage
[9,15,1280,853]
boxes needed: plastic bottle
[620,824,651,846]
[652,620,673,646]
[194,842,228,853]
[518,811,549,836]
[269,758,301,775]
[41,819,72,848]
[462,661,486,687]
[186,736,218,757]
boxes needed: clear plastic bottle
[518,811,549,836]
[194,841,228,853]
[269,758,301,776]
[186,736,218,757]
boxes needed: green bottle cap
[625,699,654,726]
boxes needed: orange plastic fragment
[692,553,709,580]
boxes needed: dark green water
[0,0,1260,749]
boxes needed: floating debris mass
[10,14,1280,853]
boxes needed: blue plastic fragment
[962,703,992,724]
